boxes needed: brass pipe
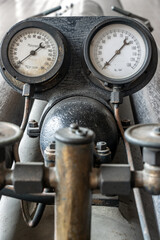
[132,164,160,195]
[54,126,94,240]
[90,168,100,190]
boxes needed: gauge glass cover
[89,23,147,80]
[8,28,58,77]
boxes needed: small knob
[0,122,22,147]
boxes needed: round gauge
[8,28,58,77]
[0,20,69,91]
[84,17,157,87]
[90,24,147,80]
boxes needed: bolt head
[121,119,131,127]
[75,129,88,136]
[49,141,55,150]
[70,123,79,130]
[96,141,107,150]
[29,120,38,128]
[153,127,160,136]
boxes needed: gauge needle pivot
[102,38,130,69]
[18,42,45,64]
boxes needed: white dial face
[8,28,58,77]
[89,24,147,79]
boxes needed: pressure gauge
[0,20,69,92]
[84,17,157,93]
[8,28,59,77]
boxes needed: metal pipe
[28,5,61,18]
[0,186,55,204]
[19,99,47,227]
[54,127,94,240]
[130,50,160,234]
[13,96,31,163]
[114,104,151,240]
[0,99,47,239]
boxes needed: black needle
[102,38,130,69]
[18,42,45,64]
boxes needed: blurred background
[0,0,160,46]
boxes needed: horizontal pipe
[0,186,55,204]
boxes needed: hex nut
[13,162,44,194]
[100,164,131,196]
[143,147,160,166]
[96,141,107,150]
[28,120,38,128]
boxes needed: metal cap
[54,125,95,145]
[125,124,160,148]
[0,122,22,146]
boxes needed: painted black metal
[40,96,119,157]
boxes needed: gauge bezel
[84,17,152,85]
[1,20,68,85]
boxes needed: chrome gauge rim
[84,17,152,85]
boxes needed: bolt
[28,120,38,128]
[153,126,160,136]
[121,119,131,127]
[70,123,79,130]
[49,141,56,150]
[96,141,107,150]
[75,129,88,136]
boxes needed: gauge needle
[18,42,45,64]
[102,38,130,69]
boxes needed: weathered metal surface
[143,147,160,166]
[143,164,160,195]
[133,164,160,196]
[114,105,154,240]
[54,126,94,240]
[95,141,112,164]
[40,96,118,159]
[92,194,119,207]
[0,122,22,146]
[125,123,160,148]
[44,143,56,167]
[13,163,44,194]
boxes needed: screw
[96,141,107,150]
[70,123,79,130]
[28,120,38,128]
[75,129,88,136]
[153,126,160,136]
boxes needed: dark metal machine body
[0,6,160,240]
